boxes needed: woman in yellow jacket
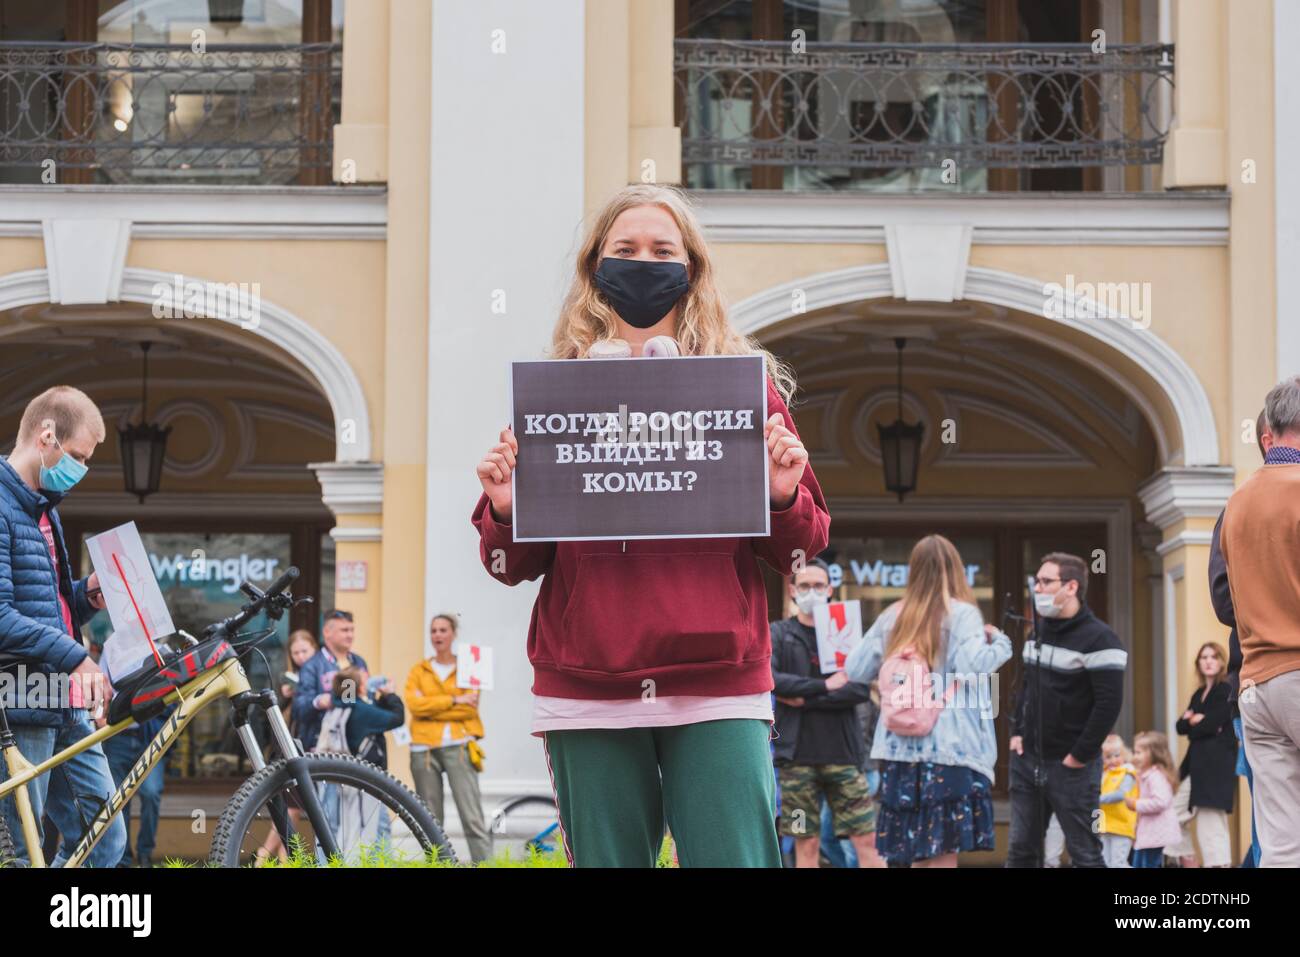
[405,613,491,862]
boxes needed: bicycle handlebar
[204,565,301,641]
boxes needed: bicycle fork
[230,691,340,861]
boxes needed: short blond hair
[1102,733,1131,762]
[18,386,106,445]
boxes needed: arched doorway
[741,265,1220,849]
[733,262,1218,467]
[0,296,342,819]
[0,266,372,462]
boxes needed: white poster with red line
[813,600,862,675]
[455,644,494,691]
[85,521,175,683]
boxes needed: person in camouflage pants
[771,560,884,867]
[780,763,877,837]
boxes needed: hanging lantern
[877,337,923,502]
[119,342,171,504]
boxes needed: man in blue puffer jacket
[0,386,126,866]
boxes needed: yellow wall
[374,0,435,787]
[333,0,390,182]
[0,237,46,272]
[124,239,387,458]
[1225,1,1278,478]
[1164,0,1227,187]
[710,243,890,306]
[584,0,680,218]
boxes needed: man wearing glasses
[292,609,369,751]
[1006,552,1126,868]
[770,559,883,868]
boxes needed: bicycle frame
[0,656,259,868]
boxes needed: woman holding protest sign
[472,184,830,867]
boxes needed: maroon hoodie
[472,377,830,700]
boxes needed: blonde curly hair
[551,184,796,404]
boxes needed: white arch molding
[732,263,1221,468]
[0,266,372,464]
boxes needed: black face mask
[593,257,690,330]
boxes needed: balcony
[675,40,1175,192]
[0,42,340,186]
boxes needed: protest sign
[510,355,770,541]
[813,600,863,674]
[456,644,494,691]
[85,521,174,682]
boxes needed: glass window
[81,531,292,780]
[679,0,756,39]
[94,1,342,185]
[820,533,996,627]
[681,0,988,41]
[677,1,1134,194]
[96,1,344,44]
[784,0,987,44]
[679,1,991,192]
[0,1,343,185]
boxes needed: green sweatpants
[542,718,780,868]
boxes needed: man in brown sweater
[1221,375,1300,867]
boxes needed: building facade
[0,0,1290,862]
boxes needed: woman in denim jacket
[844,535,1013,867]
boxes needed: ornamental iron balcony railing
[675,39,1175,189]
[0,42,340,185]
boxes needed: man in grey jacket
[0,386,125,866]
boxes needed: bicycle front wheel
[208,753,458,867]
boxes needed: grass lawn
[163,837,680,868]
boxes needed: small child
[330,666,405,769]
[1097,733,1139,867]
[1127,731,1180,868]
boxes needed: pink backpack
[879,647,956,736]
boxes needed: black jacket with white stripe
[1011,604,1127,764]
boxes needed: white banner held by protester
[85,521,175,682]
[456,644,494,691]
[813,600,863,675]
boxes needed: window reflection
[820,534,996,626]
[97,1,344,44]
[81,531,292,780]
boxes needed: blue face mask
[39,435,88,494]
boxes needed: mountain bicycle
[0,567,457,868]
